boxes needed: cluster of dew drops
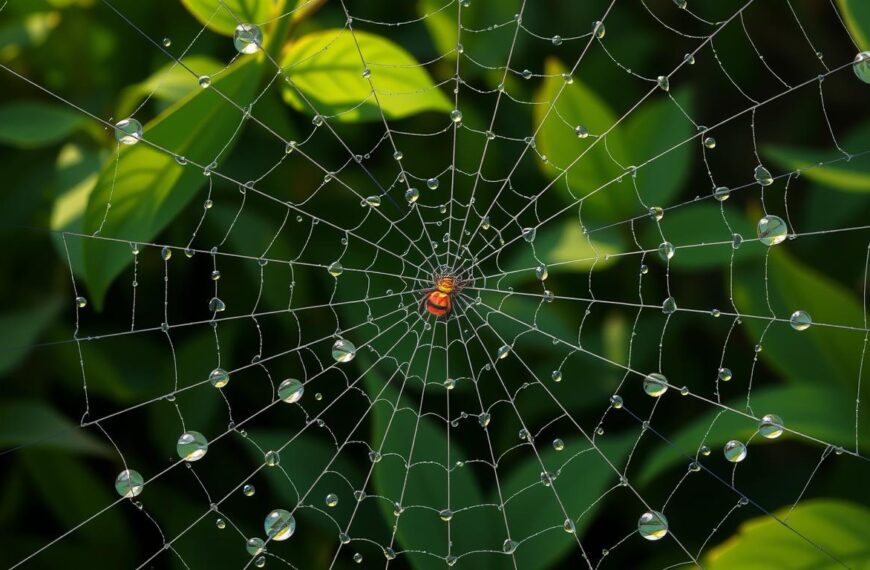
[86,12,870,564]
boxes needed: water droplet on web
[114,118,143,145]
[562,72,573,84]
[723,440,747,463]
[208,297,225,313]
[427,177,439,190]
[551,370,562,382]
[161,37,171,47]
[176,430,209,462]
[278,378,304,403]
[327,262,343,277]
[264,508,296,541]
[853,52,870,83]
[648,207,664,221]
[481,216,491,230]
[656,75,670,91]
[553,438,564,451]
[312,114,324,127]
[444,377,456,390]
[438,508,453,522]
[246,537,264,555]
[215,518,226,529]
[551,34,563,46]
[759,414,784,438]
[369,450,382,463]
[115,469,144,498]
[684,53,695,65]
[713,186,730,201]
[332,339,356,363]
[754,165,774,186]
[352,553,362,563]
[703,136,716,149]
[658,241,675,261]
[757,215,787,245]
[326,493,338,507]
[497,345,510,359]
[450,109,463,123]
[610,394,623,408]
[640,264,648,275]
[593,20,605,39]
[354,490,366,502]
[243,484,256,497]
[361,67,371,79]
[718,367,732,382]
[643,373,668,397]
[75,296,88,308]
[522,227,536,242]
[233,23,262,54]
[405,188,420,203]
[638,510,669,540]
[209,367,229,388]
[254,556,265,568]
[340,533,351,545]
[674,0,687,8]
[383,547,396,560]
[198,75,211,88]
[689,461,701,472]
[502,539,518,554]
[521,69,532,80]
[478,413,491,427]
[789,310,811,331]
[662,296,677,314]
[700,445,711,456]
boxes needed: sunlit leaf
[82,57,263,309]
[705,500,870,569]
[180,0,275,37]
[281,29,452,122]
[836,0,870,50]
[116,56,224,117]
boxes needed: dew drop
[521,69,532,80]
[208,297,226,313]
[700,445,711,456]
[246,537,264,555]
[176,430,209,462]
[535,264,549,281]
[264,509,295,541]
[332,339,356,363]
[210,270,221,281]
[216,517,226,529]
[553,438,564,451]
[593,20,605,39]
[713,186,730,201]
[789,310,812,331]
[384,547,396,560]
[405,188,420,204]
[364,195,381,208]
[115,469,144,498]
[732,233,744,249]
[114,118,143,145]
[638,510,669,541]
[209,367,230,389]
[610,394,623,409]
[853,52,870,84]
[551,35,563,46]
[551,370,562,382]
[674,0,687,8]
[369,450,382,463]
[361,67,371,79]
[278,378,304,403]
[658,241,675,261]
[502,539,518,554]
[254,556,266,568]
[326,493,339,507]
[684,53,695,65]
[450,109,463,123]
[481,216,491,230]
[522,227,536,242]
[757,215,787,245]
[243,484,256,497]
[643,372,668,398]
[439,508,453,522]
[161,37,172,47]
[703,136,716,149]
[312,114,324,127]
[662,296,677,315]
[562,72,573,84]
[427,177,439,190]
[233,23,262,54]
[496,345,511,359]
[160,246,172,261]
[353,553,363,564]
[75,296,88,309]
[648,206,664,221]
[478,412,491,427]
[718,367,732,382]
[327,261,344,277]
[758,414,784,439]
[723,440,747,463]
[574,125,589,138]
[754,165,774,186]
[656,75,670,91]
[198,75,211,88]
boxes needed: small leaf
[705,500,870,568]
[499,434,635,570]
[82,57,263,309]
[0,101,85,148]
[732,250,865,392]
[180,0,274,37]
[764,122,870,193]
[836,0,870,51]
[0,401,107,455]
[281,29,452,122]
[638,385,868,484]
[116,55,225,117]
[0,299,62,374]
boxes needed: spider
[421,273,463,318]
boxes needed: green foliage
[0,401,107,454]
[280,29,451,121]
[704,500,870,568]
[0,299,61,374]
[0,101,87,148]
[836,0,870,50]
[180,0,276,37]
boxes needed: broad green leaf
[764,122,870,193]
[117,55,224,117]
[180,0,275,37]
[0,299,62,374]
[638,385,869,484]
[281,29,452,122]
[836,0,870,50]
[503,221,625,278]
[0,401,107,455]
[50,143,103,278]
[732,250,865,392]
[705,500,870,569]
[0,101,85,148]
[640,202,762,270]
[364,356,498,569]
[499,434,634,570]
[535,58,629,218]
[82,57,263,309]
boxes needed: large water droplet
[757,215,787,245]
[643,372,668,397]
[758,414,784,439]
[278,378,304,403]
[327,262,344,277]
[115,469,144,498]
[723,440,747,463]
[718,367,732,382]
[114,118,143,145]
[552,438,565,451]
[610,394,623,408]
[264,509,295,541]
[450,109,463,123]
[405,188,420,204]
[326,493,339,507]
[265,450,280,466]
[439,508,453,522]
[754,165,774,186]
[332,339,356,363]
[853,52,870,84]
[427,177,439,190]
[662,296,677,315]
[536,264,548,280]
[703,136,716,149]
[177,431,209,461]
[234,23,262,54]
[208,297,226,312]
[502,539,518,554]
[789,310,811,331]
[521,227,536,242]
[243,484,256,497]
[209,367,229,388]
[658,241,675,261]
[638,510,669,540]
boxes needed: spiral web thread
[2,0,870,568]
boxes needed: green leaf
[499,433,634,569]
[364,356,498,569]
[281,29,452,122]
[116,55,225,117]
[0,299,62,374]
[836,0,870,51]
[0,11,60,59]
[638,385,869,484]
[0,401,107,455]
[732,250,865,392]
[82,57,263,309]
[705,500,870,569]
[535,59,694,219]
[639,202,762,270]
[180,0,275,37]
[0,101,85,148]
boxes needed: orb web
[2,0,870,568]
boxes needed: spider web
[2,0,870,568]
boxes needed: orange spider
[422,274,459,318]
